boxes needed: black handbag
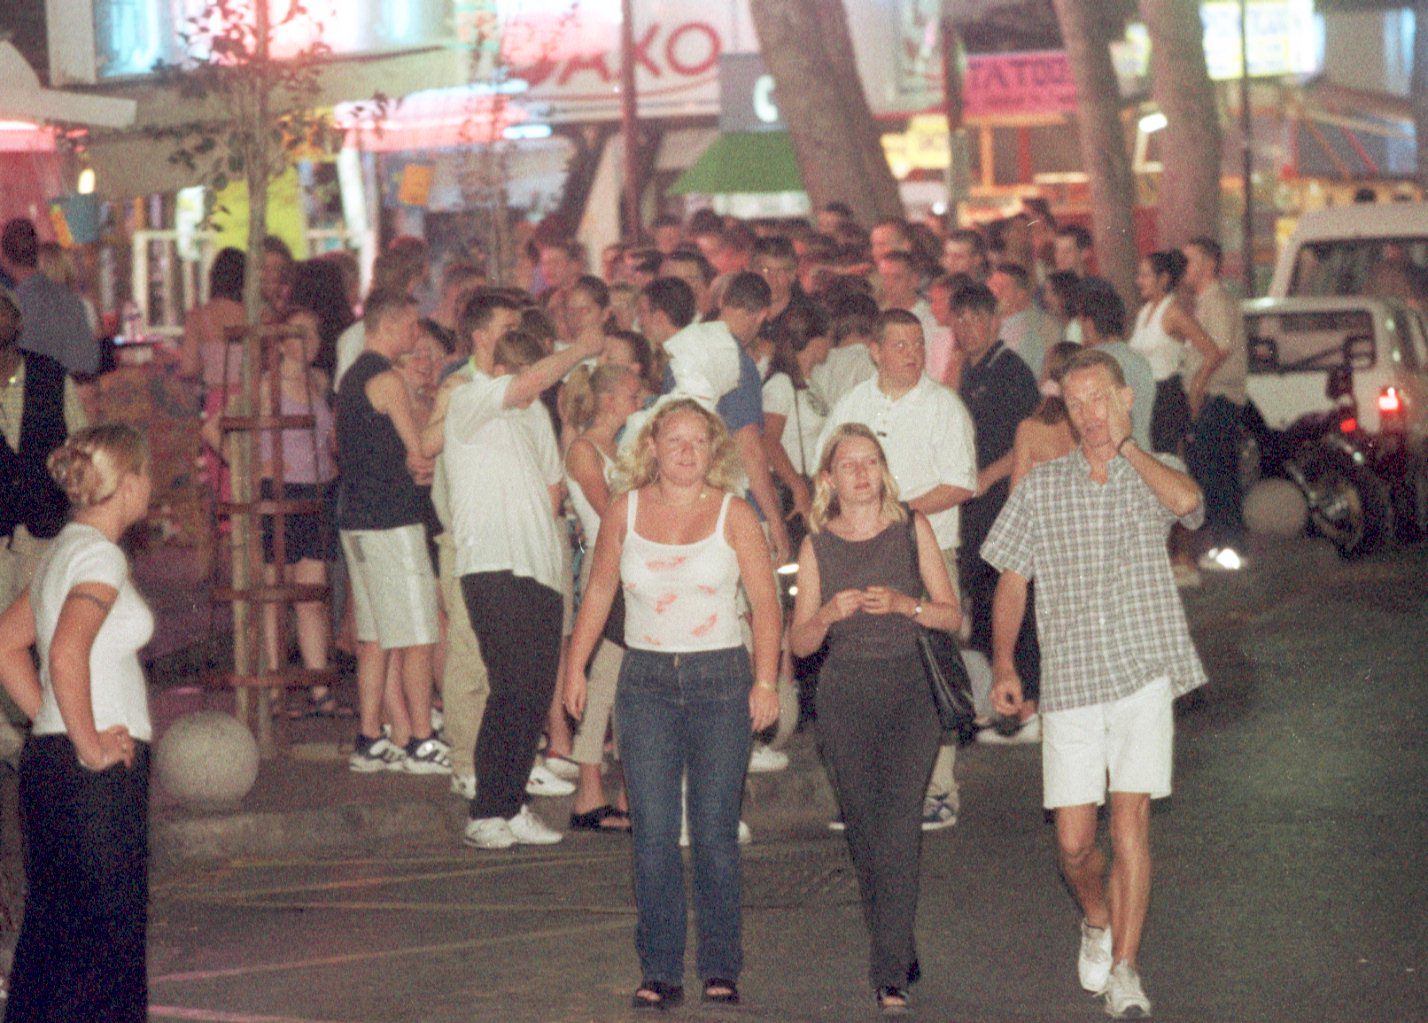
[904,516,977,742]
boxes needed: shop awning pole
[620,0,642,241]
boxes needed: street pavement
[11,533,1428,1021]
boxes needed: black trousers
[6,735,149,1023]
[959,549,1041,705]
[460,571,563,820]
[816,653,940,990]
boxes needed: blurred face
[391,306,421,355]
[872,322,925,391]
[942,238,976,276]
[599,334,638,372]
[259,252,289,307]
[540,247,576,289]
[825,434,885,508]
[928,285,954,327]
[1182,245,1216,290]
[662,259,710,312]
[878,258,917,302]
[282,310,322,366]
[602,245,627,281]
[1135,258,1161,301]
[802,332,834,370]
[653,223,682,254]
[651,408,715,485]
[753,253,797,305]
[870,224,908,262]
[1053,235,1086,274]
[566,287,605,334]
[952,305,997,360]
[987,270,1029,313]
[722,305,767,346]
[1064,364,1131,453]
[601,372,644,422]
[118,463,154,526]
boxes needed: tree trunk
[1415,0,1428,193]
[748,0,903,225]
[1052,0,1139,307]
[1140,0,1221,247]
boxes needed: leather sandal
[569,805,632,833]
[632,981,684,1011]
[876,986,911,1016]
[702,978,740,1005]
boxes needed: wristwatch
[912,602,924,619]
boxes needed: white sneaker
[463,816,516,850]
[507,805,563,845]
[1198,547,1244,572]
[1103,961,1152,1019]
[526,762,576,797]
[921,796,958,831]
[747,743,789,773]
[1078,920,1114,994]
[403,736,452,775]
[977,714,1042,745]
[349,736,407,773]
[430,706,445,734]
[450,773,476,800]
[542,755,581,782]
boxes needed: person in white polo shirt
[816,308,977,831]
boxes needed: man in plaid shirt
[981,348,1207,1020]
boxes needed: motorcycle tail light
[1377,386,1403,415]
[1339,415,1359,434]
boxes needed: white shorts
[340,525,439,650]
[1042,676,1174,809]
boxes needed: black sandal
[876,986,910,1016]
[569,805,632,833]
[287,692,353,720]
[702,978,740,1005]
[632,981,684,1011]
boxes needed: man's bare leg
[401,643,435,742]
[1107,791,1152,966]
[1055,803,1110,928]
[355,640,386,739]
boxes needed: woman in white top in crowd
[761,303,833,522]
[564,398,781,1011]
[1129,250,1224,454]
[0,423,153,1021]
[562,364,643,831]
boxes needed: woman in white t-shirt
[760,304,833,522]
[0,423,153,1020]
[562,365,643,832]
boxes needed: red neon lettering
[665,22,719,77]
[632,23,661,78]
[559,50,614,86]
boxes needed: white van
[1268,202,1428,299]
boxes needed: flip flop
[569,805,632,833]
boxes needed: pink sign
[963,50,1077,119]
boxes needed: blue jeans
[614,646,753,986]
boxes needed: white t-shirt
[663,319,741,407]
[332,320,367,392]
[809,343,875,409]
[31,523,154,742]
[443,370,565,592]
[817,374,978,550]
[762,372,826,476]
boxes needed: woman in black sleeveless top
[789,422,962,1017]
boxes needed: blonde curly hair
[612,397,742,495]
[807,422,906,533]
[48,423,149,509]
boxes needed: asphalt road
[113,537,1428,1021]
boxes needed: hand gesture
[82,725,136,771]
[1108,385,1134,454]
[563,668,588,721]
[861,585,909,616]
[821,589,863,624]
[749,683,780,732]
[767,522,791,568]
[990,663,1025,719]
[406,450,435,485]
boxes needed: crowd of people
[0,198,1245,1017]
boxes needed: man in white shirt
[817,308,978,830]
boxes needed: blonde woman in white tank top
[1129,251,1225,453]
[562,365,642,832]
[563,398,781,1011]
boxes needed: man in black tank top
[335,290,450,776]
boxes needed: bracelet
[754,680,778,692]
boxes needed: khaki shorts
[340,525,439,649]
[1042,676,1174,809]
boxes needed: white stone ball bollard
[155,711,260,809]
[1244,478,1308,538]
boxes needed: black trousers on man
[460,571,563,821]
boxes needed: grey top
[981,448,1207,712]
[17,273,99,377]
[811,517,922,662]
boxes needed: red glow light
[1377,387,1403,415]
[1339,416,1359,434]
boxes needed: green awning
[667,131,804,196]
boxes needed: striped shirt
[981,448,1208,712]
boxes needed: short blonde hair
[808,422,906,533]
[48,423,149,509]
[613,398,741,495]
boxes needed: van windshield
[1289,238,1428,297]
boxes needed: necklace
[658,484,708,508]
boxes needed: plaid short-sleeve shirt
[981,449,1208,712]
